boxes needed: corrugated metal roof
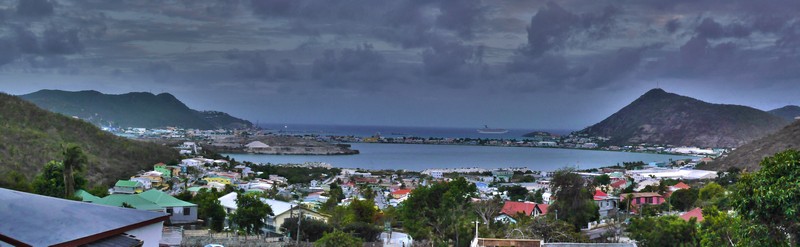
[138,190,196,207]
[0,188,167,246]
[94,194,164,211]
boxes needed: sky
[0,0,799,130]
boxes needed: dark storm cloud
[273,59,297,80]
[311,44,392,89]
[521,2,619,58]
[225,50,270,80]
[665,19,680,33]
[42,27,83,54]
[0,39,20,66]
[138,62,175,83]
[16,0,54,17]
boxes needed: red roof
[611,179,627,188]
[391,189,412,195]
[536,204,549,215]
[501,201,536,217]
[672,182,690,190]
[593,190,609,201]
[680,207,704,222]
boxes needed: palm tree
[62,144,87,198]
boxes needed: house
[218,192,329,233]
[620,192,665,210]
[114,180,145,194]
[680,207,704,222]
[138,190,198,224]
[94,190,198,225]
[430,170,444,179]
[492,170,514,182]
[391,189,412,199]
[154,163,173,178]
[593,190,618,218]
[494,201,545,223]
[75,189,101,203]
[204,176,232,185]
[181,158,202,167]
[0,188,168,247]
[670,182,691,191]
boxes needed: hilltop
[768,105,800,121]
[579,88,788,148]
[711,120,800,171]
[20,90,253,129]
[0,93,179,187]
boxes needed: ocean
[225,143,694,172]
[256,123,572,140]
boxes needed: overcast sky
[0,0,799,130]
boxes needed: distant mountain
[0,93,179,187]
[769,105,800,121]
[711,120,800,171]
[20,90,253,129]
[579,88,789,148]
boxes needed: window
[166,208,173,215]
[646,197,653,204]
[183,207,191,215]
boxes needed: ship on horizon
[477,125,509,134]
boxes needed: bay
[224,143,693,171]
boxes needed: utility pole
[296,209,303,245]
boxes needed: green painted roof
[138,189,196,207]
[75,189,101,202]
[93,194,163,211]
[114,180,142,188]
[187,187,202,192]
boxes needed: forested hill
[578,88,788,148]
[0,93,179,187]
[711,119,800,171]
[20,89,253,129]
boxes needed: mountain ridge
[578,88,788,148]
[711,120,800,171]
[0,93,180,187]
[20,89,253,129]
[768,105,800,121]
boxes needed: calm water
[224,143,693,171]
[258,123,571,139]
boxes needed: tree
[473,198,503,224]
[548,168,598,229]
[398,177,477,245]
[342,221,382,242]
[731,149,800,244]
[348,198,377,224]
[697,182,727,209]
[230,193,273,235]
[314,230,362,247]
[595,174,611,185]
[699,207,786,247]
[501,185,529,201]
[32,161,86,198]
[281,217,333,242]
[192,189,226,232]
[5,170,31,192]
[669,188,698,212]
[627,216,699,246]
[531,189,544,204]
[515,216,588,243]
[62,144,87,198]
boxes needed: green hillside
[20,90,252,129]
[579,88,788,148]
[0,93,180,187]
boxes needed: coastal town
[21,137,720,246]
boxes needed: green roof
[75,189,101,202]
[114,180,142,188]
[93,194,163,211]
[138,189,196,207]
[187,187,202,192]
